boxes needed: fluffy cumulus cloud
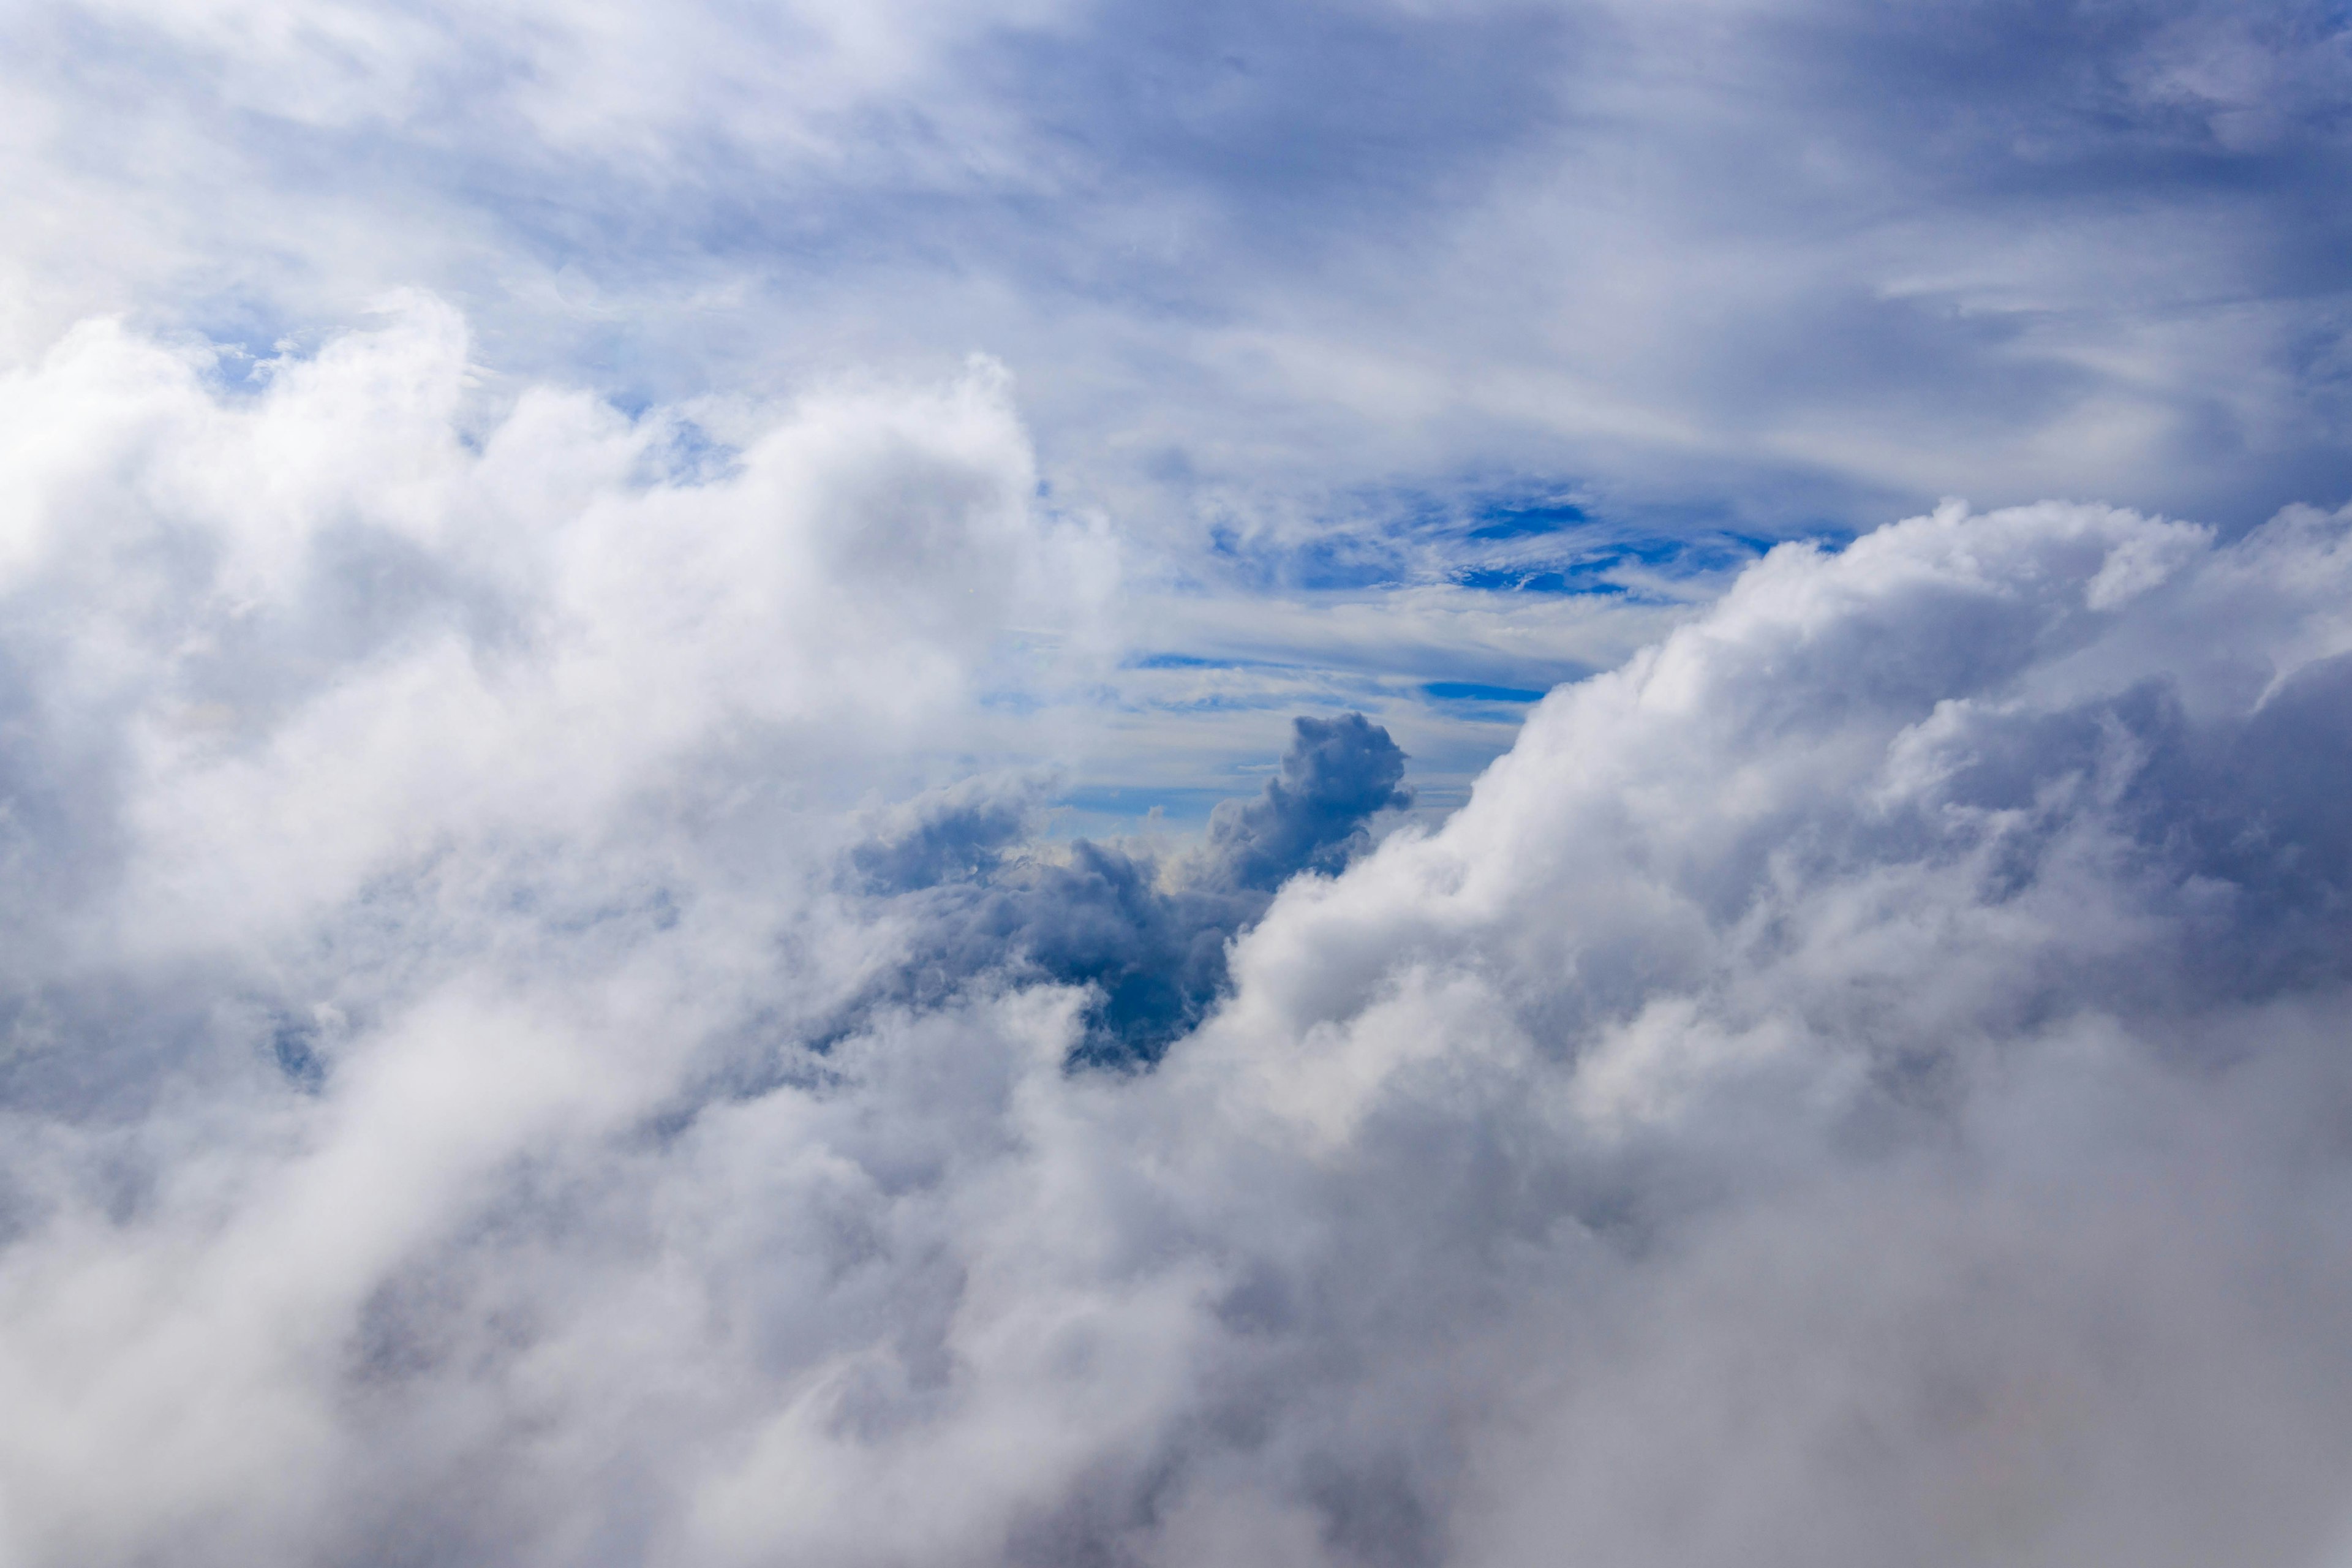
[8,2,2352,1564]
[3,301,2351,1564]
[10,0,2351,813]
[848,712,1412,1061]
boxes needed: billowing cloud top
[3,301,2351,1561]
[5,3,2352,1566]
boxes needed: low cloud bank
[3,312,2352,1566]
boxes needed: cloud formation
[2,304,2350,1564]
[12,1,2349,821]
[847,712,1411,1061]
[8,0,2348,534]
[6,2,2352,1556]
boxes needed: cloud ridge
[3,317,2352,1564]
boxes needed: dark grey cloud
[845,713,1411,1061]
[1197,712,1414,893]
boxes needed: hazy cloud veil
[4,2,2352,1566]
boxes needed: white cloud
[7,0,2347,533]
[4,4,2352,1557]
[0,298,1110,957]
[4,327,2351,1565]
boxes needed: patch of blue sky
[1204,524,1412,593]
[1446,530,1779,601]
[603,388,659,420]
[1423,682,1549,705]
[1452,567,1630,597]
[1193,480,1820,610]
[1463,500,1589,541]
[1609,533,1765,570]
[181,301,324,396]
[627,413,742,488]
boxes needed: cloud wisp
[8,0,2350,533]
[2,297,2351,1564]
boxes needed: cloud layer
[9,0,2349,533]
[13,1,2349,821]
[3,304,2351,1563]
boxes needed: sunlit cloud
[4,3,2352,1564]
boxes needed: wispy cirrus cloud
[9,1,2348,527]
